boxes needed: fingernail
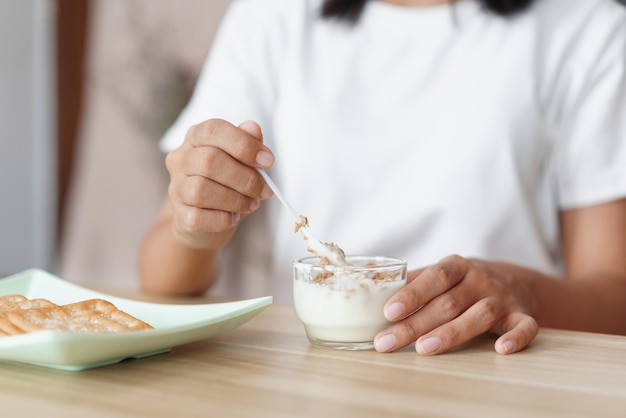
[231,212,241,226]
[256,151,274,167]
[384,302,405,321]
[374,334,397,352]
[248,199,260,211]
[417,337,441,355]
[260,184,273,199]
[499,340,516,354]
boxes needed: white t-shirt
[161,0,626,302]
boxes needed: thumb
[238,120,263,141]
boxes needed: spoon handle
[257,169,321,243]
[257,169,349,265]
[257,169,302,225]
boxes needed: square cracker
[0,294,58,312]
[6,299,153,334]
[0,295,59,335]
[0,315,25,335]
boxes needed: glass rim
[293,255,407,271]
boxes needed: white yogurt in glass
[293,256,407,350]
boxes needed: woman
[140,0,626,355]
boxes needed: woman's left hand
[373,254,539,355]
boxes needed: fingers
[168,148,271,200]
[238,120,263,141]
[186,119,274,169]
[383,255,469,322]
[494,312,539,354]
[406,268,425,284]
[376,296,537,356]
[165,119,274,249]
[374,283,485,353]
[172,203,240,245]
[414,296,502,355]
[374,255,539,355]
[166,119,274,217]
[170,174,261,214]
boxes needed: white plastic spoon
[257,169,349,266]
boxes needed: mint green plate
[0,269,272,371]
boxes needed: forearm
[139,219,219,296]
[542,199,626,334]
[531,272,626,335]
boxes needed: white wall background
[0,0,56,277]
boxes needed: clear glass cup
[293,255,407,350]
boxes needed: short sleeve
[553,5,626,209]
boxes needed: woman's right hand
[164,119,274,251]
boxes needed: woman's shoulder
[528,0,625,61]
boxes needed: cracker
[0,295,28,312]
[0,294,27,304]
[0,295,153,337]
[0,294,58,312]
[0,314,25,335]
[5,299,153,334]
[61,299,153,332]
[0,295,59,335]
[7,306,69,333]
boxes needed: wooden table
[1,302,625,417]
